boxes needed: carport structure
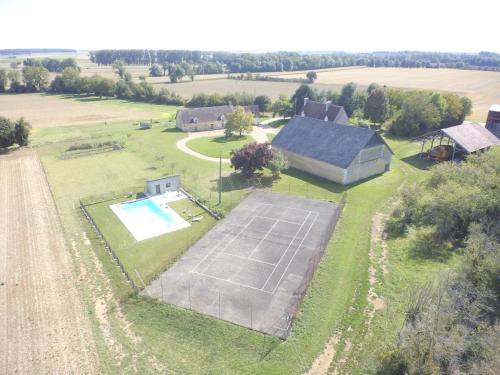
[417,123,499,160]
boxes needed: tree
[0,69,7,92]
[254,95,271,112]
[291,84,318,114]
[161,62,169,76]
[22,66,50,91]
[224,106,254,137]
[0,117,14,148]
[367,82,380,95]
[230,142,274,177]
[268,150,289,179]
[338,82,359,117]
[364,88,388,125]
[389,92,441,136]
[306,71,317,83]
[149,64,162,77]
[13,117,31,146]
[112,59,126,79]
[168,64,185,83]
[271,94,293,117]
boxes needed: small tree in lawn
[268,150,289,179]
[230,142,274,177]
[306,71,317,83]
[225,106,253,137]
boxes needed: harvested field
[269,67,500,121]
[0,149,99,374]
[0,93,156,128]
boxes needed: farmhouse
[176,104,259,132]
[272,116,392,185]
[301,98,349,125]
[418,122,499,160]
[486,104,500,139]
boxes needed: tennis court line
[270,212,319,294]
[191,270,274,294]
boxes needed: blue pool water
[121,198,173,223]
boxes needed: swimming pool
[110,193,190,241]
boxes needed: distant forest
[89,50,500,73]
[0,49,77,55]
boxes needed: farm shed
[145,175,180,195]
[272,116,392,185]
[486,104,500,139]
[418,123,499,160]
[301,98,349,125]
[176,105,259,132]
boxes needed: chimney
[301,97,309,116]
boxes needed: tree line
[23,57,79,72]
[377,152,499,374]
[290,83,472,136]
[89,50,500,72]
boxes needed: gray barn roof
[302,99,346,122]
[177,105,258,124]
[272,116,391,169]
[442,123,499,153]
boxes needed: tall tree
[0,69,7,92]
[168,64,185,83]
[149,64,162,77]
[291,84,318,114]
[338,82,359,116]
[22,66,50,91]
[0,117,14,148]
[112,59,126,79]
[254,95,271,112]
[13,117,31,146]
[306,71,317,83]
[225,106,254,137]
[364,88,388,125]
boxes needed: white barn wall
[276,144,392,185]
[274,147,347,184]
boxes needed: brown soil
[305,333,342,375]
[0,149,99,374]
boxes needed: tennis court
[144,191,341,338]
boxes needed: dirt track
[0,149,99,374]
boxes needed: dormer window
[218,114,225,121]
[191,117,199,124]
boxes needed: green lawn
[85,196,216,286]
[186,134,254,158]
[35,114,455,374]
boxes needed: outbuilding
[486,104,500,139]
[145,175,181,195]
[272,116,392,185]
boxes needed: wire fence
[79,200,137,291]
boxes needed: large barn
[272,116,392,185]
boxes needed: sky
[0,0,499,53]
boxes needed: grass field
[32,106,462,373]
[85,196,216,286]
[186,134,253,158]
